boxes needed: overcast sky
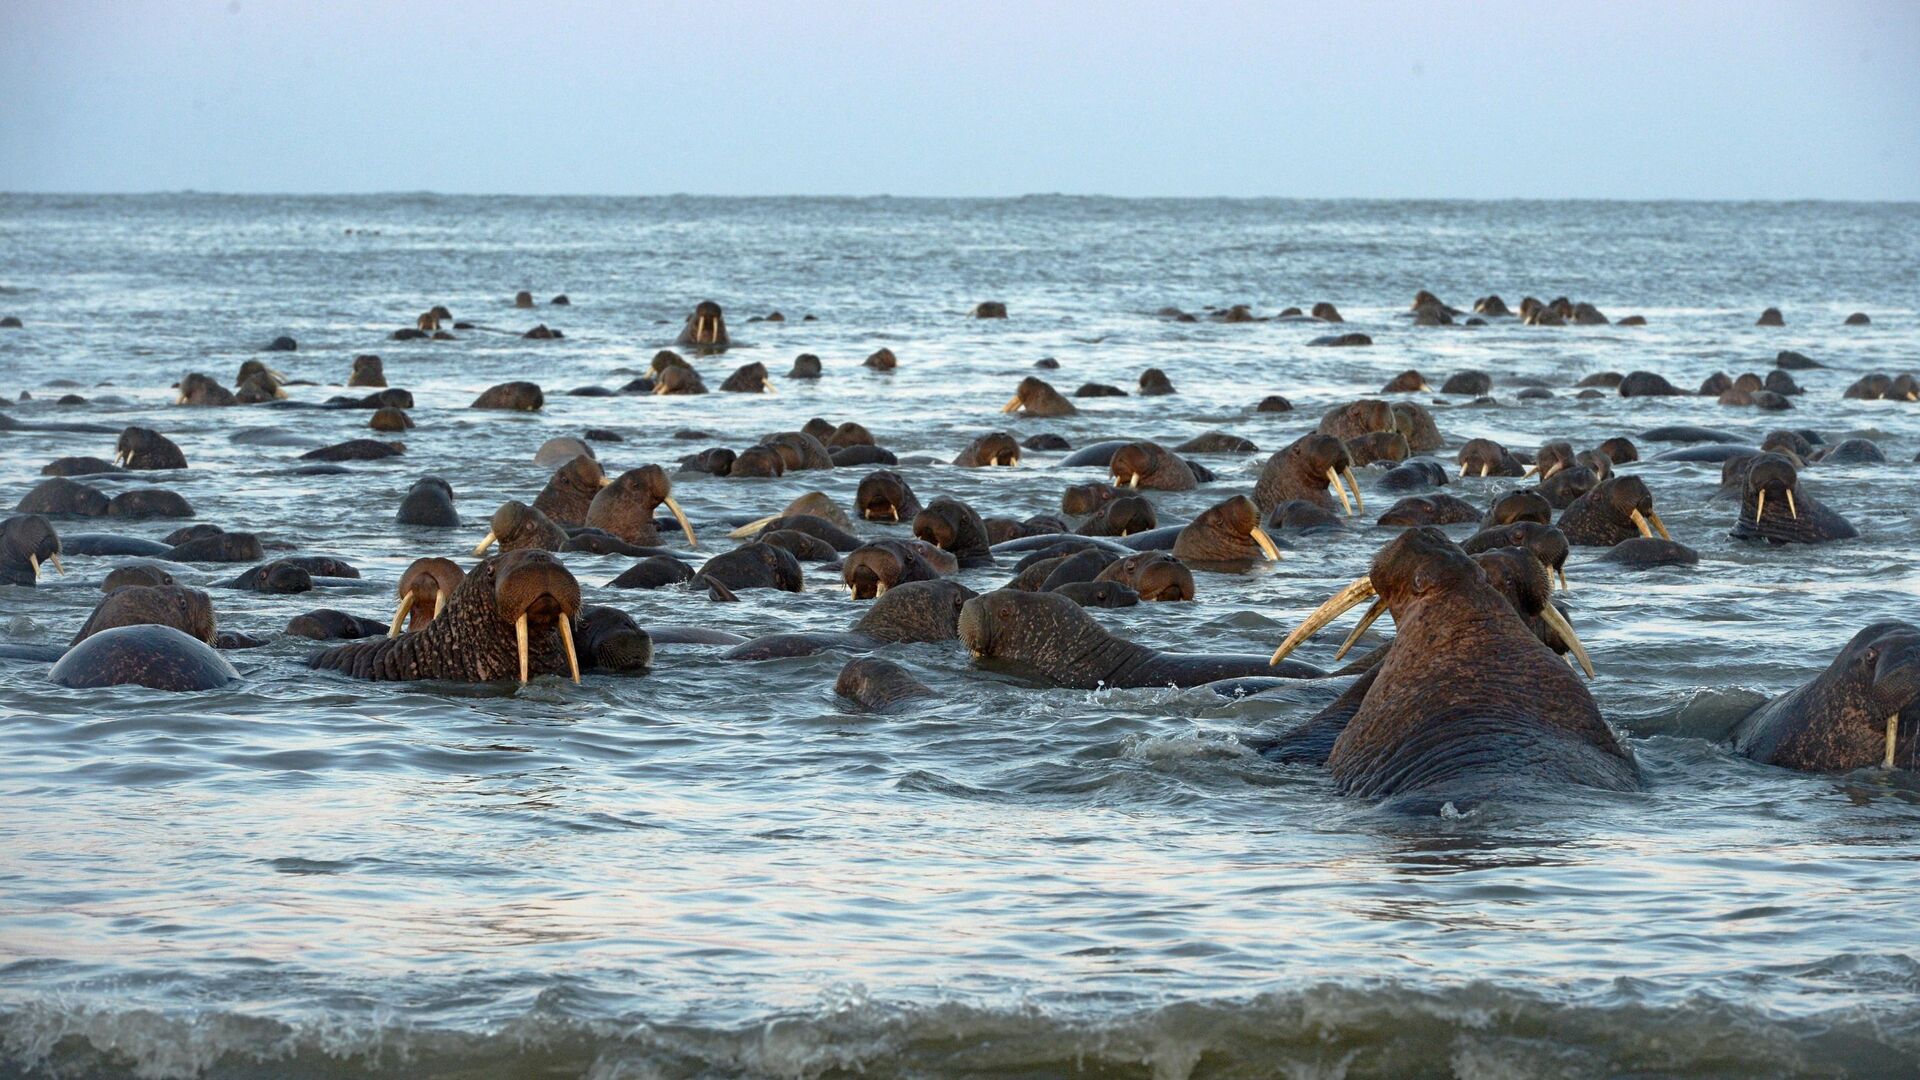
[2,0,1916,199]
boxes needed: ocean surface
[1,195,1918,1079]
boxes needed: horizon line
[2,190,1918,206]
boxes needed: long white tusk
[1333,596,1390,661]
[1480,462,1490,478]
[1250,526,1282,561]
[433,591,447,619]
[663,494,698,549]
[1001,394,1022,414]
[1523,463,1540,478]
[515,613,530,684]
[1785,490,1797,521]
[1646,510,1671,541]
[875,581,888,597]
[1272,576,1376,666]
[1460,462,1469,477]
[387,592,416,638]
[28,554,38,581]
[1326,467,1353,515]
[1343,467,1365,515]
[1755,490,1766,522]
[728,513,779,539]
[762,382,777,395]
[1886,714,1899,769]
[49,552,64,576]
[889,505,899,522]
[1628,509,1654,539]
[1542,462,1564,480]
[558,617,581,684]
[1538,603,1596,679]
[473,531,498,556]
[1557,566,1569,592]
[1127,473,1140,489]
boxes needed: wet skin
[1730,621,1919,772]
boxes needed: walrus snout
[1867,627,1920,711]
[676,300,730,350]
[493,550,583,684]
[389,556,465,637]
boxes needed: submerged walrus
[587,465,698,548]
[1727,453,1858,544]
[1252,434,1363,517]
[49,625,240,691]
[959,588,1323,688]
[70,583,218,646]
[1269,528,1636,805]
[531,455,610,526]
[312,550,595,684]
[1730,622,1918,772]
[1002,376,1078,417]
[722,579,978,660]
[1,514,63,586]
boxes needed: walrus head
[1176,495,1282,563]
[1108,442,1181,491]
[1294,434,1363,515]
[1381,369,1431,394]
[1457,438,1518,478]
[1062,482,1118,517]
[957,432,1019,467]
[1003,376,1077,417]
[1137,367,1176,395]
[114,426,185,469]
[678,300,728,349]
[388,557,465,637]
[1462,521,1571,591]
[957,589,1093,667]
[852,578,978,642]
[177,372,231,405]
[1595,437,1638,465]
[1852,623,1920,767]
[1095,551,1195,602]
[74,584,217,647]
[492,549,583,684]
[826,422,873,448]
[1526,441,1578,482]
[590,464,696,548]
[1347,431,1410,467]
[1,513,63,581]
[651,364,708,395]
[1486,490,1553,528]
[234,359,288,389]
[856,469,920,523]
[1741,453,1804,529]
[1311,301,1343,322]
[1271,527,1593,677]
[1090,495,1156,538]
[720,361,775,393]
[473,500,561,556]
[842,540,936,600]
[1591,476,1670,540]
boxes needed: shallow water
[2,195,1919,1078]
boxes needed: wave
[5,980,1916,1079]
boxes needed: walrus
[1093,551,1195,602]
[39,457,125,477]
[720,362,775,393]
[1377,460,1450,493]
[1307,332,1373,347]
[1756,307,1785,326]
[349,355,386,388]
[15,478,110,517]
[166,529,263,563]
[386,557,465,636]
[959,589,1323,688]
[1473,295,1512,317]
[1075,495,1156,538]
[1557,476,1671,547]
[855,469,922,523]
[1458,521,1571,591]
[369,407,412,432]
[1813,438,1887,465]
[608,555,695,590]
[1307,302,1342,322]
[953,432,1020,467]
[728,446,783,476]
[693,542,804,595]
[287,610,390,640]
[912,496,995,567]
[1138,368,1176,395]
[1537,463,1606,509]
[104,489,194,519]
[1252,434,1362,516]
[1728,453,1857,544]
[732,513,859,553]
[1381,370,1431,394]
[587,465,698,548]
[1618,372,1686,397]
[1440,371,1492,396]
[301,439,404,462]
[70,584,218,646]
[1174,432,1258,455]
[521,324,563,340]
[721,579,979,660]
[1268,528,1633,804]
[972,301,1008,319]
[311,550,589,684]
[1482,490,1552,529]
[325,388,413,410]
[1730,621,1918,772]
[224,560,313,594]
[1457,438,1525,478]
[0,514,63,586]
[1075,382,1127,398]
[49,625,239,691]
[842,539,950,599]
[757,529,840,563]
[681,447,737,476]
[675,300,729,350]
[115,426,187,469]
[1109,441,1197,491]
[473,500,567,555]
[836,657,935,711]
[471,382,544,410]
[101,563,174,592]
[1377,494,1480,527]
[1061,481,1119,518]
[1845,312,1870,326]
[1002,376,1077,417]
[789,353,823,379]
[177,372,238,406]
[1172,495,1282,568]
[397,476,459,527]
[864,347,898,371]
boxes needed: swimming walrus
[1252,434,1363,517]
[0,514,63,586]
[311,550,611,685]
[70,584,218,646]
[1730,621,1918,772]
[854,469,922,523]
[1727,453,1858,544]
[912,496,996,567]
[1108,441,1197,492]
[48,624,240,691]
[1002,376,1077,417]
[722,579,978,660]
[1556,476,1672,547]
[397,476,460,527]
[1267,527,1636,806]
[953,432,1020,467]
[841,539,952,599]
[675,300,729,350]
[587,465,698,548]
[959,588,1323,688]
[472,500,568,555]
[114,426,187,469]
[1171,495,1282,568]
[1093,551,1196,602]
[531,455,610,526]
[835,656,935,712]
[385,557,465,636]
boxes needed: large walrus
[1269,527,1638,806]
[675,300,730,350]
[1729,622,1918,772]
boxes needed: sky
[1,0,1917,199]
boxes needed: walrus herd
[2,292,1915,811]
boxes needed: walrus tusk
[1333,596,1390,661]
[1001,394,1022,413]
[268,367,288,383]
[888,505,899,522]
[875,581,888,597]
[1127,472,1140,489]
[433,591,446,620]
[651,382,668,395]
[387,592,416,638]
[1522,463,1539,478]
[1885,714,1899,769]
[1250,526,1282,561]
[600,475,615,488]
[762,382,777,394]
[1459,462,1470,477]
[515,614,530,684]
[48,552,64,576]
[663,494,697,549]
[1420,382,1433,392]
[1343,467,1365,514]
[1479,462,1490,478]
[1628,509,1654,539]
[997,453,1017,466]
[175,393,187,405]
[1271,575,1376,666]
[558,617,581,684]
[1646,510,1672,541]
[472,531,498,555]
[1755,490,1766,521]
[728,513,779,539]
[114,450,128,466]
[1785,490,1797,520]
[1538,603,1596,679]
[272,385,289,400]
[1556,566,1569,592]
[27,554,38,581]
[1326,467,1353,515]
[1542,461,1564,481]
